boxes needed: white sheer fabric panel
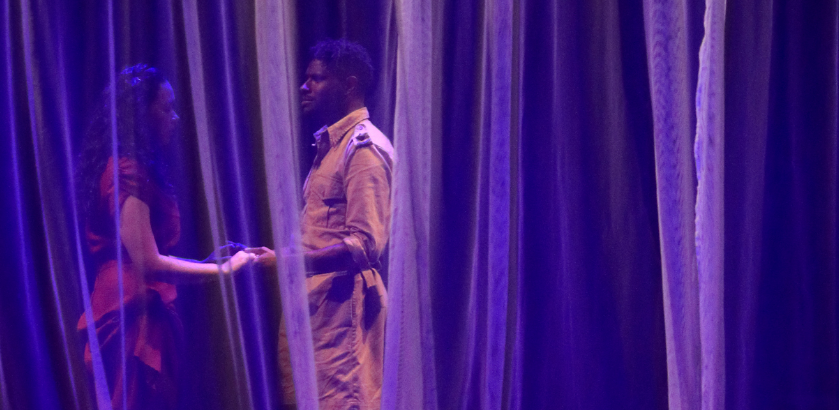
[382,0,438,408]
[694,0,727,408]
[255,0,319,408]
[642,0,701,408]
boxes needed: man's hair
[310,38,374,95]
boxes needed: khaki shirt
[300,107,394,271]
[286,107,393,408]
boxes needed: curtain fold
[5,0,98,407]
[180,2,259,407]
[724,0,838,408]
[642,0,702,408]
[254,0,318,408]
[460,0,515,408]
[693,0,726,408]
[382,0,437,408]
[721,2,773,409]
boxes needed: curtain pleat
[503,2,524,408]
[724,0,839,408]
[721,2,773,409]
[180,2,257,407]
[16,0,94,408]
[382,0,437,408]
[642,0,701,408]
[458,0,514,405]
[693,0,726,408]
[476,0,513,408]
[254,0,319,408]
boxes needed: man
[254,39,392,410]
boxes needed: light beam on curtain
[180,2,256,407]
[693,0,726,408]
[9,0,64,405]
[462,0,517,408]
[0,8,13,407]
[254,0,319,408]
[179,4,252,405]
[215,0,277,406]
[19,0,97,407]
[383,0,437,408]
[106,0,128,405]
[40,0,116,407]
[642,0,701,408]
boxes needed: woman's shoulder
[101,155,151,180]
[98,156,153,202]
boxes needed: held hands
[244,246,278,268]
[244,246,303,269]
[222,250,257,273]
[245,243,352,274]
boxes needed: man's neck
[317,105,364,129]
[345,99,365,118]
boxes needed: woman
[76,64,253,409]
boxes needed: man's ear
[345,75,359,96]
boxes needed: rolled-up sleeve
[342,145,392,269]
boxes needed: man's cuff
[342,236,370,270]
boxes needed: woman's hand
[224,250,257,273]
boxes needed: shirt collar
[313,107,370,147]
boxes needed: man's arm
[251,140,391,274]
[248,243,353,274]
[303,242,354,273]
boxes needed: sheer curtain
[387,0,836,408]
[723,0,837,408]
[1,0,837,409]
[1,0,315,408]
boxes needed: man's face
[300,59,344,120]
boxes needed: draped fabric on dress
[76,157,183,409]
[1,0,837,409]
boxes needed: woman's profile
[76,64,254,409]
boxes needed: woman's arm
[120,195,254,284]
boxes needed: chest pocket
[312,174,347,229]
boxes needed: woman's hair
[76,64,172,217]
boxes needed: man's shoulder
[347,120,394,162]
[351,120,390,147]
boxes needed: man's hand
[245,246,278,269]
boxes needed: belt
[305,266,382,299]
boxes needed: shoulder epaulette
[352,124,373,147]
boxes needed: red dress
[77,157,182,410]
